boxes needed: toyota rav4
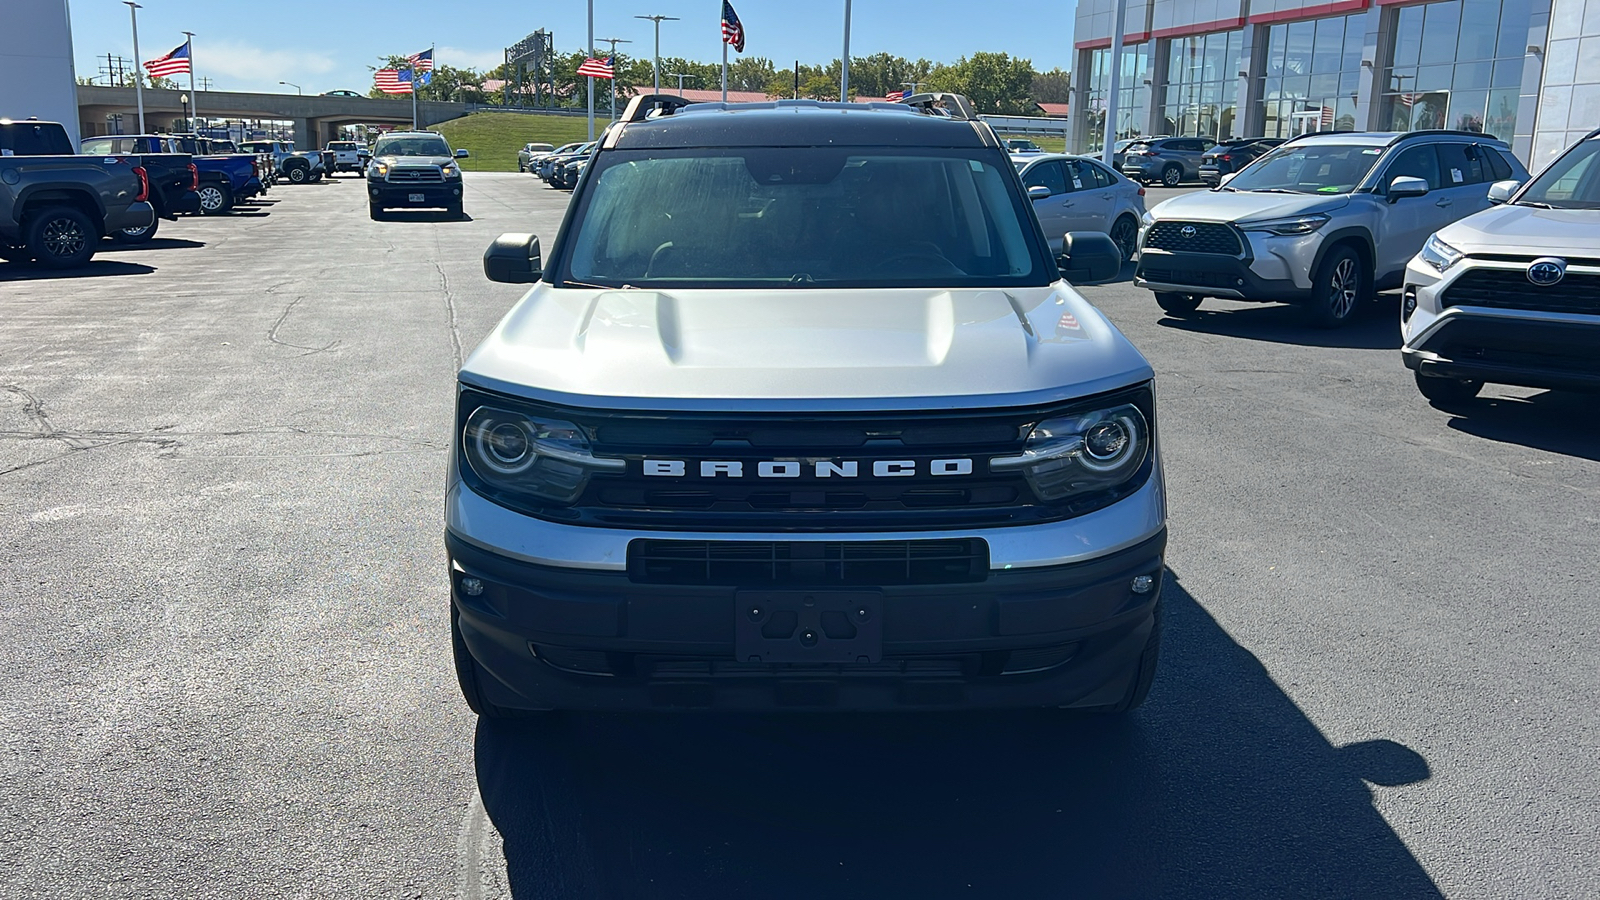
[448,94,1165,715]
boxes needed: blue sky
[69,0,1078,95]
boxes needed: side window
[1436,143,1487,186]
[1022,161,1068,196]
[1079,160,1115,188]
[1484,148,1515,181]
[81,139,113,155]
[1384,144,1443,191]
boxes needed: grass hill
[429,112,595,171]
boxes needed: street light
[180,93,190,131]
[122,2,146,133]
[634,14,679,94]
[666,72,697,97]
[279,81,302,95]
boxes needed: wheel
[1161,165,1182,187]
[286,164,308,183]
[369,203,385,220]
[1110,215,1139,262]
[1154,291,1203,316]
[1079,603,1162,714]
[197,182,234,215]
[517,162,526,172]
[111,215,158,244]
[1415,371,1483,405]
[25,205,96,268]
[1307,245,1368,328]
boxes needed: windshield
[1517,139,1600,209]
[373,135,451,157]
[1225,143,1381,194]
[559,147,1048,289]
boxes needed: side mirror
[1056,231,1123,285]
[455,148,470,159]
[1028,185,1052,200]
[1387,175,1429,202]
[1486,179,1522,204]
[483,233,542,284]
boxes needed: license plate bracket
[408,192,425,203]
[734,591,883,664]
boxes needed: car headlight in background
[1237,213,1330,236]
[461,404,622,505]
[1418,233,1463,272]
[991,403,1150,501]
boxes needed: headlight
[991,403,1150,501]
[1237,213,1330,236]
[368,162,389,178]
[1419,233,1463,272]
[460,404,621,505]
[441,164,460,178]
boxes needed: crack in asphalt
[266,295,342,357]
[433,259,465,373]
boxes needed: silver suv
[1135,130,1529,327]
[451,94,1165,716]
[1402,127,1600,405]
[1120,137,1216,187]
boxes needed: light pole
[667,72,697,96]
[634,15,679,94]
[183,31,197,132]
[180,93,190,131]
[586,0,596,140]
[279,81,302,95]
[840,0,852,100]
[1103,0,1129,165]
[122,2,145,133]
[902,81,926,98]
[597,37,633,122]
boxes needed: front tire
[198,182,234,215]
[1161,165,1182,187]
[1415,371,1483,405]
[1307,245,1368,329]
[286,164,308,184]
[26,206,96,268]
[111,216,158,244]
[1155,291,1203,316]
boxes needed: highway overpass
[76,85,470,148]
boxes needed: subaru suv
[1120,137,1216,186]
[449,93,1165,716]
[1135,130,1528,327]
[1402,127,1600,404]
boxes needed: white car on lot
[1401,127,1600,405]
[1016,154,1146,262]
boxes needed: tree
[727,56,778,93]
[842,53,934,99]
[1031,68,1071,105]
[928,52,1037,114]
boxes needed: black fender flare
[1309,227,1376,281]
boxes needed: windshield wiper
[1514,200,1559,209]
[560,279,631,290]
[1250,188,1303,194]
[787,273,815,285]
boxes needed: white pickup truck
[325,140,365,175]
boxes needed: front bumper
[368,181,462,208]
[449,528,1166,711]
[1135,246,1310,302]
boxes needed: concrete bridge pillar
[291,117,313,149]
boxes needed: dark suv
[365,131,469,219]
[1120,137,1217,187]
[1198,138,1284,186]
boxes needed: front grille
[627,539,990,586]
[1143,221,1243,255]
[387,167,443,184]
[1443,268,1600,316]
[1139,267,1240,289]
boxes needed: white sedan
[1015,154,1147,262]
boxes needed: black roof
[608,100,994,150]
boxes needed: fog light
[1402,285,1418,322]
[460,576,484,596]
[1131,575,1154,594]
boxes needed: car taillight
[188,163,199,191]
[252,160,260,178]
[133,165,149,202]
[1137,187,1146,197]
[1219,154,1233,162]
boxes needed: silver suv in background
[1017,153,1146,261]
[1120,137,1216,187]
[1402,127,1600,405]
[1135,130,1528,327]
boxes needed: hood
[460,286,1154,411]
[374,154,454,167]
[1153,190,1348,223]
[1438,203,1600,255]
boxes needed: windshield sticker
[1451,168,1464,183]
[1362,148,1382,155]
[1317,185,1341,192]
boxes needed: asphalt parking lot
[2,172,1596,899]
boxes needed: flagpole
[721,42,728,101]
[123,2,146,133]
[183,32,196,132]
[587,0,596,140]
[840,0,852,101]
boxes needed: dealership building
[1069,0,1600,168]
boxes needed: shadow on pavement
[1443,389,1600,461]
[103,238,205,252]
[378,210,474,223]
[473,572,1440,899]
[1155,295,1401,350]
[0,260,155,281]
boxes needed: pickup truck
[0,119,156,268]
[81,134,256,218]
[325,140,365,175]
[27,128,195,245]
[239,139,325,184]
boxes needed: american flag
[143,41,191,77]
[374,68,413,94]
[885,89,905,102]
[576,56,615,79]
[408,48,434,71]
[721,0,746,53]
[1321,105,1335,126]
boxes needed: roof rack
[901,93,978,121]
[621,93,696,123]
[1393,128,1502,143]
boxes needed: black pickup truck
[0,119,157,268]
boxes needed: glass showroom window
[1162,30,1245,140]
[1381,0,1531,138]
[1085,43,1154,151]
[1260,12,1364,138]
